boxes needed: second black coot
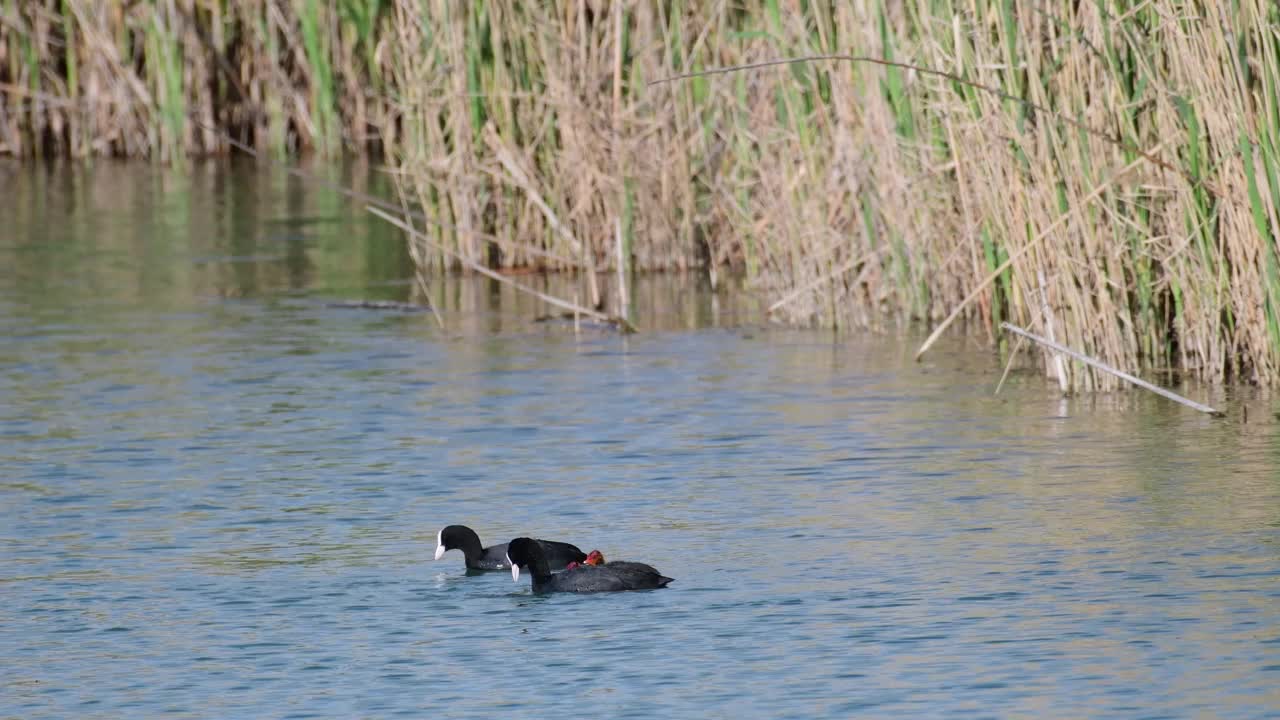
[434,525,586,571]
[506,537,673,593]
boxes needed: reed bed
[7,1,1280,390]
[387,0,1280,390]
[0,0,392,159]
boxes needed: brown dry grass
[6,1,1280,391]
[387,0,1280,390]
[0,0,391,158]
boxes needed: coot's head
[435,525,481,560]
[505,537,546,582]
[584,550,606,566]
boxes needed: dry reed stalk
[993,335,1027,396]
[1002,322,1222,415]
[369,206,634,333]
[1037,268,1068,392]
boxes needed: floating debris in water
[533,312,628,333]
[325,300,430,313]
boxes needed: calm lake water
[2,161,1279,719]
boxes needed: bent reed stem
[1001,323,1222,416]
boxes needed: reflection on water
[2,161,1279,719]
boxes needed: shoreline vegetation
[5,2,1280,391]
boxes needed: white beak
[434,545,446,560]
[510,557,521,582]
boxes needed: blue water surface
[2,162,1278,719]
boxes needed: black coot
[434,525,586,571]
[506,537,673,593]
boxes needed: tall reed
[0,0,391,157]
[385,0,1280,389]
